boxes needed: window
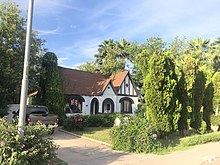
[64,95,85,113]
[70,98,82,113]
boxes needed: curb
[57,128,113,147]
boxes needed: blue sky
[4,0,220,68]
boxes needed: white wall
[118,75,137,96]
[81,83,139,115]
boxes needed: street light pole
[18,0,34,138]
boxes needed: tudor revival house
[59,67,139,115]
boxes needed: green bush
[199,120,207,134]
[0,118,57,165]
[210,114,220,126]
[111,115,162,153]
[180,132,220,147]
[63,115,84,131]
[83,114,117,127]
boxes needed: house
[59,67,139,115]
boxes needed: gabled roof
[110,70,128,92]
[59,67,128,96]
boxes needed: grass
[157,131,220,154]
[71,127,112,144]
[70,127,220,155]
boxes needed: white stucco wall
[81,83,139,115]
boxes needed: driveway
[52,129,220,165]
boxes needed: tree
[94,39,134,75]
[0,0,44,116]
[212,72,220,114]
[190,71,206,131]
[36,52,64,124]
[144,51,179,135]
[177,71,189,135]
[203,82,214,130]
[77,61,97,72]
[134,37,167,93]
[213,55,220,72]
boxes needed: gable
[102,82,116,96]
[118,74,137,96]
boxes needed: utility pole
[18,0,34,138]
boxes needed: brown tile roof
[110,70,128,91]
[59,67,128,96]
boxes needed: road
[52,129,220,165]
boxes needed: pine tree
[36,52,64,124]
[144,51,179,136]
[190,71,206,130]
[203,82,214,130]
[177,71,189,135]
[212,72,220,114]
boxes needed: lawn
[72,127,112,144]
[71,127,220,154]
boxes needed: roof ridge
[58,66,103,75]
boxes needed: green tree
[190,71,206,131]
[94,39,134,75]
[212,72,220,114]
[36,52,64,124]
[213,55,220,72]
[177,71,189,135]
[144,51,179,136]
[134,37,167,95]
[0,0,44,116]
[77,61,97,72]
[203,82,214,130]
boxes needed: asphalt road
[52,129,220,165]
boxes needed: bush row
[84,114,117,127]
[63,114,118,131]
[0,118,57,165]
[180,131,220,147]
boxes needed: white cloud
[6,0,83,16]
[37,27,61,36]
[58,57,68,66]
[53,38,101,67]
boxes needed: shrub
[0,118,57,165]
[83,114,117,127]
[199,120,207,134]
[180,132,220,147]
[210,114,220,126]
[63,115,84,131]
[111,115,162,153]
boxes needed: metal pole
[18,0,34,138]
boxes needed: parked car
[12,105,58,134]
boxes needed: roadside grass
[72,127,112,144]
[155,131,220,154]
[71,127,220,155]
